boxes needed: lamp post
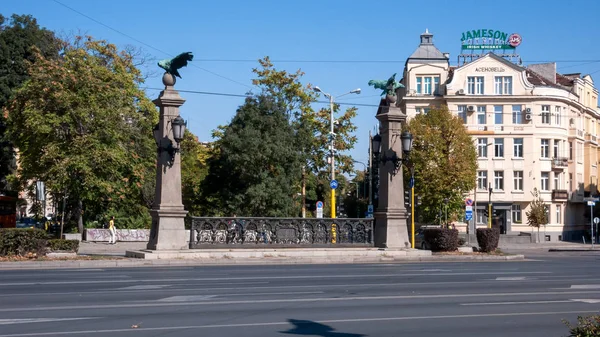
[353,160,368,200]
[313,86,361,219]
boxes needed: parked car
[15,217,42,229]
[413,225,442,249]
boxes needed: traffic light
[483,208,489,218]
[484,205,497,218]
[416,195,422,206]
[404,190,411,208]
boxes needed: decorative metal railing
[189,217,374,248]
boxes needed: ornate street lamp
[154,115,187,167]
[371,131,413,175]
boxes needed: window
[415,107,430,114]
[512,105,522,124]
[458,105,467,124]
[555,106,561,125]
[494,138,504,158]
[494,171,504,190]
[477,138,488,158]
[416,76,440,95]
[569,141,573,160]
[477,106,486,124]
[569,173,573,192]
[541,139,549,158]
[556,205,561,224]
[541,105,550,124]
[494,105,503,124]
[512,204,522,223]
[477,209,486,224]
[554,173,560,190]
[468,76,484,94]
[477,171,488,190]
[513,138,523,158]
[495,76,512,95]
[541,172,550,191]
[553,140,560,159]
[514,171,523,191]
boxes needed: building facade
[397,30,600,241]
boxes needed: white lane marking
[0,317,98,325]
[156,291,323,302]
[0,271,552,286]
[461,300,572,306]
[2,290,600,313]
[0,310,597,336]
[570,285,600,289]
[571,299,600,303]
[117,285,169,290]
[496,277,528,281]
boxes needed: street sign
[465,206,473,212]
[465,198,473,206]
[595,217,600,225]
[465,210,473,221]
[316,201,323,219]
[366,204,374,218]
[408,177,415,189]
[588,201,596,207]
[330,180,338,189]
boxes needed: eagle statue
[368,73,405,96]
[158,52,194,78]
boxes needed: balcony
[551,157,569,170]
[585,133,598,145]
[552,189,569,201]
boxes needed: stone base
[146,209,188,251]
[126,247,431,261]
[374,211,411,249]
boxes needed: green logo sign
[461,29,521,50]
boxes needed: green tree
[405,106,477,223]
[0,14,61,191]
[203,95,303,217]
[180,130,212,216]
[5,35,157,232]
[526,188,547,242]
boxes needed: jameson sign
[461,29,522,50]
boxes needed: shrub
[48,239,79,252]
[458,237,466,246]
[476,228,500,253]
[563,315,600,337]
[0,229,48,256]
[423,228,459,252]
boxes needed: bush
[423,228,459,252]
[0,229,48,256]
[48,239,79,252]
[476,228,500,253]
[563,315,600,337]
[458,237,466,246]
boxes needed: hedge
[423,228,459,252]
[48,239,80,252]
[476,228,500,253]
[563,315,600,337]
[0,228,48,256]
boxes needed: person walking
[108,216,116,245]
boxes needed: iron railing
[189,217,373,248]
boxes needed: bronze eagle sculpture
[158,52,194,78]
[368,73,405,96]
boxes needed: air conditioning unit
[525,108,531,113]
[467,105,475,112]
[457,89,465,95]
[525,112,532,121]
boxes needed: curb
[548,249,600,252]
[0,254,526,270]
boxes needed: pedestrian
[108,216,116,245]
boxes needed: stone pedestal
[374,99,410,249]
[146,73,188,251]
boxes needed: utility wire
[51,0,253,90]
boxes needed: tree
[203,95,303,217]
[526,188,547,242]
[5,35,157,232]
[180,130,212,216]
[405,106,477,223]
[0,14,61,191]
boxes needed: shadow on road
[280,319,366,337]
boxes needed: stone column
[374,98,410,249]
[146,73,188,250]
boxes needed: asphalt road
[1,253,600,337]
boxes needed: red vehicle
[0,195,17,228]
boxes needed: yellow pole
[331,189,336,219]
[488,203,492,228]
[411,185,415,249]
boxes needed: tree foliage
[180,130,212,216]
[0,14,61,191]
[405,106,477,223]
[5,35,157,232]
[526,188,547,241]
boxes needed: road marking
[156,291,323,302]
[461,300,573,306]
[571,299,600,303]
[0,310,597,336]
[117,285,169,290]
[158,295,217,302]
[2,290,600,312]
[0,317,98,325]
[0,271,552,287]
[495,277,528,281]
[570,285,600,289]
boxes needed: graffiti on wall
[85,229,150,242]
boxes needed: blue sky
[4,0,600,166]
